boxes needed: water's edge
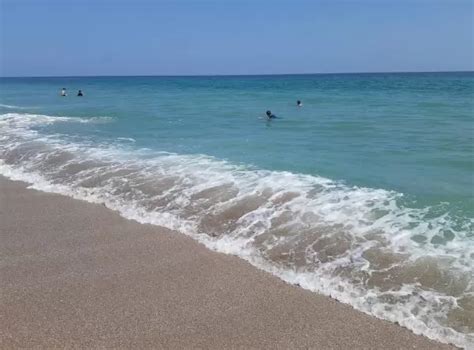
[0,110,472,349]
[0,167,465,349]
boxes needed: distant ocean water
[0,73,472,348]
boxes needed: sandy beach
[0,176,455,349]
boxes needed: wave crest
[0,113,114,128]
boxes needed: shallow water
[0,73,473,348]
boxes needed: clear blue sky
[0,0,472,76]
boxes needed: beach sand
[0,176,455,349]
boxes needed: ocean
[0,72,473,348]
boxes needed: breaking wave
[0,103,35,110]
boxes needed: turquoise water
[1,73,473,347]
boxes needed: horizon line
[1,70,473,79]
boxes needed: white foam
[0,103,29,109]
[117,137,136,142]
[0,113,114,128]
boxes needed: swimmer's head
[266,110,272,117]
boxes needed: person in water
[77,90,83,96]
[60,88,67,97]
[297,100,302,107]
[266,110,277,119]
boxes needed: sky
[0,0,472,76]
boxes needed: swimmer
[297,100,303,107]
[266,110,277,119]
[77,90,83,97]
[60,88,67,97]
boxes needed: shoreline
[0,176,456,349]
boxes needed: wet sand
[0,176,455,349]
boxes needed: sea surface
[1,73,473,348]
